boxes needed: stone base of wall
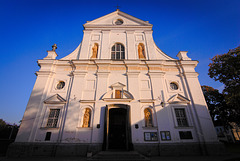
[133,142,226,156]
[7,142,226,157]
[7,142,102,157]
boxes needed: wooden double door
[104,104,132,150]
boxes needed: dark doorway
[108,108,127,149]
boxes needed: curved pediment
[102,82,134,102]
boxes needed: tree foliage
[202,86,231,126]
[208,46,240,122]
[0,119,19,140]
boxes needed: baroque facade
[10,10,224,156]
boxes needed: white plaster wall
[16,10,219,147]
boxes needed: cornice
[96,72,110,77]
[103,98,132,102]
[126,72,140,77]
[35,71,55,77]
[147,72,165,77]
[139,99,154,103]
[183,72,199,78]
[72,71,87,77]
[79,100,95,103]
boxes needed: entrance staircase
[87,151,150,161]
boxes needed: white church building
[9,10,224,156]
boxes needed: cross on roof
[115,5,120,10]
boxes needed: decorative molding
[167,93,190,104]
[139,99,154,103]
[103,98,132,102]
[39,127,60,130]
[44,94,66,104]
[110,82,126,88]
[148,72,165,78]
[126,72,140,77]
[79,100,95,103]
[183,72,199,78]
[96,72,110,77]
[35,71,55,77]
[44,50,58,60]
[72,71,87,77]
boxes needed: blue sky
[0,0,239,124]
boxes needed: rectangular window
[45,132,51,141]
[179,131,193,139]
[46,109,60,128]
[175,108,188,127]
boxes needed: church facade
[10,10,224,156]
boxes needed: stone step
[87,151,150,161]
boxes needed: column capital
[147,72,165,78]
[126,72,140,78]
[96,72,110,77]
[72,71,87,77]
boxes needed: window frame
[46,109,60,128]
[115,90,122,99]
[41,105,64,129]
[111,43,125,60]
[171,105,193,129]
[174,108,189,127]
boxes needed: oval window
[115,19,123,25]
[170,82,178,90]
[56,81,65,90]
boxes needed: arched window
[111,43,125,60]
[138,43,146,59]
[82,108,91,127]
[144,108,153,127]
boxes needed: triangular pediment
[44,94,66,104]
[84,10,152,27]
[110,82,126,88]
[167,93,190,104]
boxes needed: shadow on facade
[7,99,226,157]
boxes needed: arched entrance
[104,104,132,150]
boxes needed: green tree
[202,85,231,126]
[0,119,7,130]
[208,45,240,124]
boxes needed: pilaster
[100,30,111,59]
[126,30,135,59]
[144,30,156,59]
[79,30,92,59]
